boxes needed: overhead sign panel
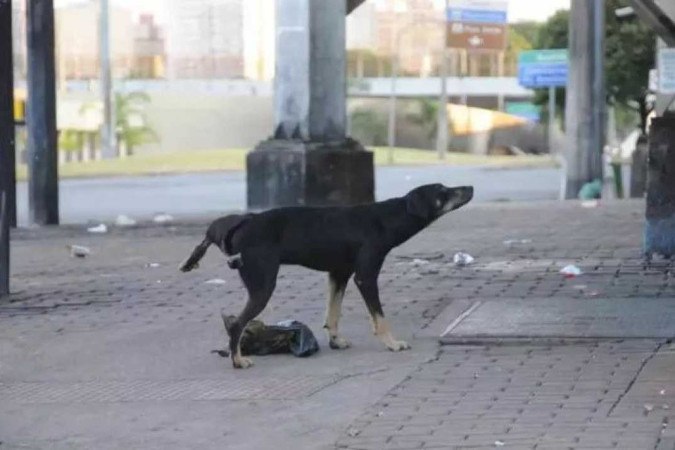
[517,49,569,88]
[446,0,508,50]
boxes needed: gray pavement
[2,200,675,449]
[15,165,560,225]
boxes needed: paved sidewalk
[2,200,675,449]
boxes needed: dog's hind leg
[324,271,352,349]
[354,250,410,352]
[226,248,279,369]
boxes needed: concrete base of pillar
[644,117,675,259]
[246,138,374,210]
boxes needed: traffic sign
[505,102,541,122]
[446,0,508,50]
[657,48,675,94]
[446,8,507,24]
[517,49,569,88]
[447,22,507,50]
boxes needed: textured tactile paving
[0,375,342,404]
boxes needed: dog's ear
[405,190,432,220]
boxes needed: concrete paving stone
[5,200,675,449]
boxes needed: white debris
[205,278,227,285]
[146,263,161,268]
[503,238,532,246]
[347,428,361,437]
[87,224,108,234]
[663,404,670,410]
[453,252,475,266]
[153,213,174,224]
[68,245,91,258]
[411,258,430,266]
[376,411,384,417]
[661,390,667,395]
[115,214,137,227]
[495,440,505,447]
[581,200,599,208]
[572,284,587,290]
[560,265,583,277]
[644,403,654,412]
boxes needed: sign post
[446,0,508,51]
[517,49,569,154]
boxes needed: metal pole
[387,15,399,165]
[0,0,13,296]
[0,192,8,297]
[436,0,449,160]
[100,0,116,159]
[591,0,605,182]
[0,0,16,229]
[548,86,556,153]
[26,0,59,225]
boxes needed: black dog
[180,184,473,368]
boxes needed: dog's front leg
[324,272,352,349]
[354,251,410,352]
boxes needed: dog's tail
[179,237,211,272]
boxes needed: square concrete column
[246,0,374,209]
[644,116,675,259]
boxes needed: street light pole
[436,0,449,160]
[387,8,400,165]
[387,53,398,165]
[100,0,116,159]
[548,85,556,153]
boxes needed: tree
[115,91,159,156]
[406,98,439,141]
[604,0,656,134]
[532,1,656,134]
[349,108,387,146]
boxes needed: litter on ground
[87,224,108,234]
[453,252,475,266]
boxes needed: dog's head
[405,184,473,221]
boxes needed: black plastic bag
[216,314,320,358]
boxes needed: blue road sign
[517,49,569,88]
[447,8,507,24]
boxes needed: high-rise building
[11,0,27,81]
[165,0,244,79]
[55,0,135,80]
[242,0,275,81]
[376,0,444,76]
[347,1,379,50]
[132,14,166,79]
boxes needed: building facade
[165,0,244,79]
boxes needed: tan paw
[386,340,411,352]
[329,336,351,350]
[232,356,254,369]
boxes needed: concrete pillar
[630,135,648,198]
[564,0,605,198]
[247,0,374,209]
[26,0,59,225]
[644,117,675,259]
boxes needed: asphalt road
[15,165,562,226]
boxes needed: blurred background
[7,0,660,224]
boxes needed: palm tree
[115,91,158,157]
